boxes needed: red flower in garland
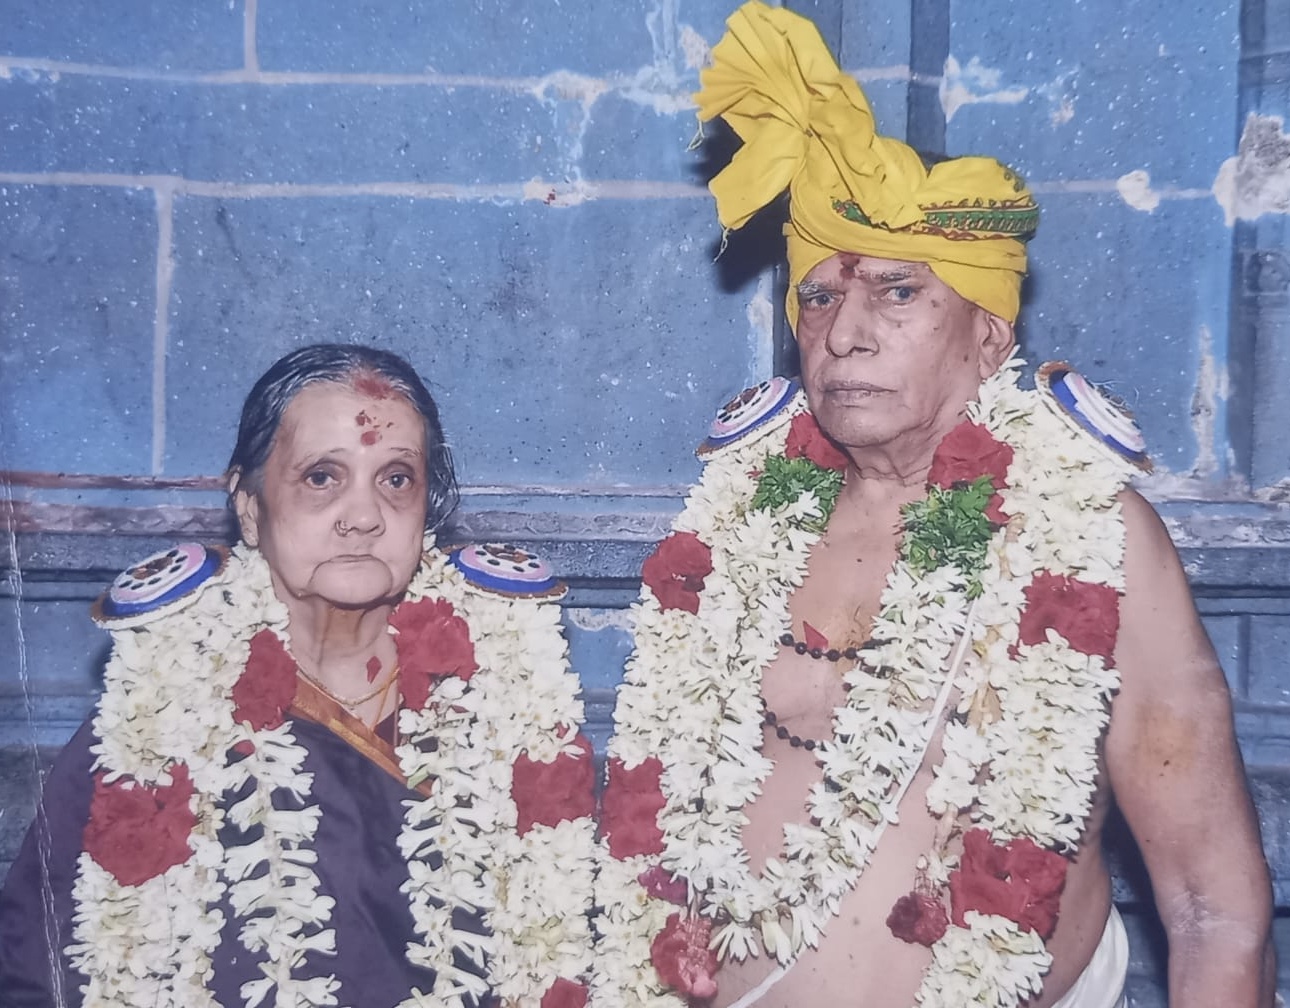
[928,421,1014,490]
[638,864,689,905]
[231,629,298,731]
[601,756,666,859]
[928,420,1014,524]
[540,977,588,1008]
[784,412,848,470]
[886,890,949,946]
[83,763,197,886]
[651,913,719,1000]
[512,732,596,836]
[641,532,714,616]
[390,597,479,710]
[949,829,1069,940]
[1017,572,1121,660]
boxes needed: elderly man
[593,4,1275,1008]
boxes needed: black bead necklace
[760,681,853,752]
[778,631,861,663]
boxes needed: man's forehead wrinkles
[855,268,917,283]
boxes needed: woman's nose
[336,486,384,535]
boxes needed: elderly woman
[0,345,597,1008]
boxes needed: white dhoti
[1049,907,1130,1008]
[727,907,1130,1008]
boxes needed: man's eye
[885,286,916,303]
[800,291,837,309]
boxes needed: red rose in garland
[391,597,479,710]
[231,629,298,731]
[928,421,1014,490]
[83,763,197,886]
[540,977,588,1008]
[1017,572,1121,660]
[601,756,666,859]
[784,412,848,470]
[641,532,714,616]
[928,420,1013,524]
[512,732,596,836]
[651,913,719,1000]
[949,829,1068,940]
[886,890,949,946]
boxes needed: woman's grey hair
[226,343,459,531]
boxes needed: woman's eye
[304,470,335,488]
[885,286,916,303]
[387,472,415,490]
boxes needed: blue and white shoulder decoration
[1036,361,1152,473]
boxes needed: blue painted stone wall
[3,1,1290,1005]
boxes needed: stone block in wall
[1248,616,1290,707]
[256,0,735,79]
[163,195,759,487]
[945,0,1238,189]
[0,186,156,474]
[0,75,564,185]
[0,2,243,70]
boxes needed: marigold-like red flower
[83,763,197,886]
[886,891,949,946]
[949,828,1069,940]
[928,421,1014,491]
[601,756,666,859]
[540,977,588,1008]
[231,629,298,731]
[391,597,479,710]
[641,532,714,616]
[651,913,719,1000]
[1017,572,1121,660]
[784,412,848,470]
[638,864,689,905]
[512,732,596,836]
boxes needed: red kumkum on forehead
[360,429,381,446]
[352,373,395,399]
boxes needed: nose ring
[337,520,353,534]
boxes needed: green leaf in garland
[750,455,844,531]
[900,475,997,595]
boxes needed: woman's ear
[228,470,260,548]
[977,311,1016,379]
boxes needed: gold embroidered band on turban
[694,0,1038,327]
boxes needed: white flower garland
[594,358,1134,1008]
[68,537,596,1008]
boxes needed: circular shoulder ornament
[91,542,229,628]
[697,376,799,457]
[1037,362,1152,472]
[449,542,567,599]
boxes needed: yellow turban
[694,1,1038,327]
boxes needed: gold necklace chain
[296,662,400,709]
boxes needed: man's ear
[227,470,260,548]
[978,311,1016,378]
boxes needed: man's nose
[824,300,878,358]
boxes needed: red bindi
[361,430,381,446]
